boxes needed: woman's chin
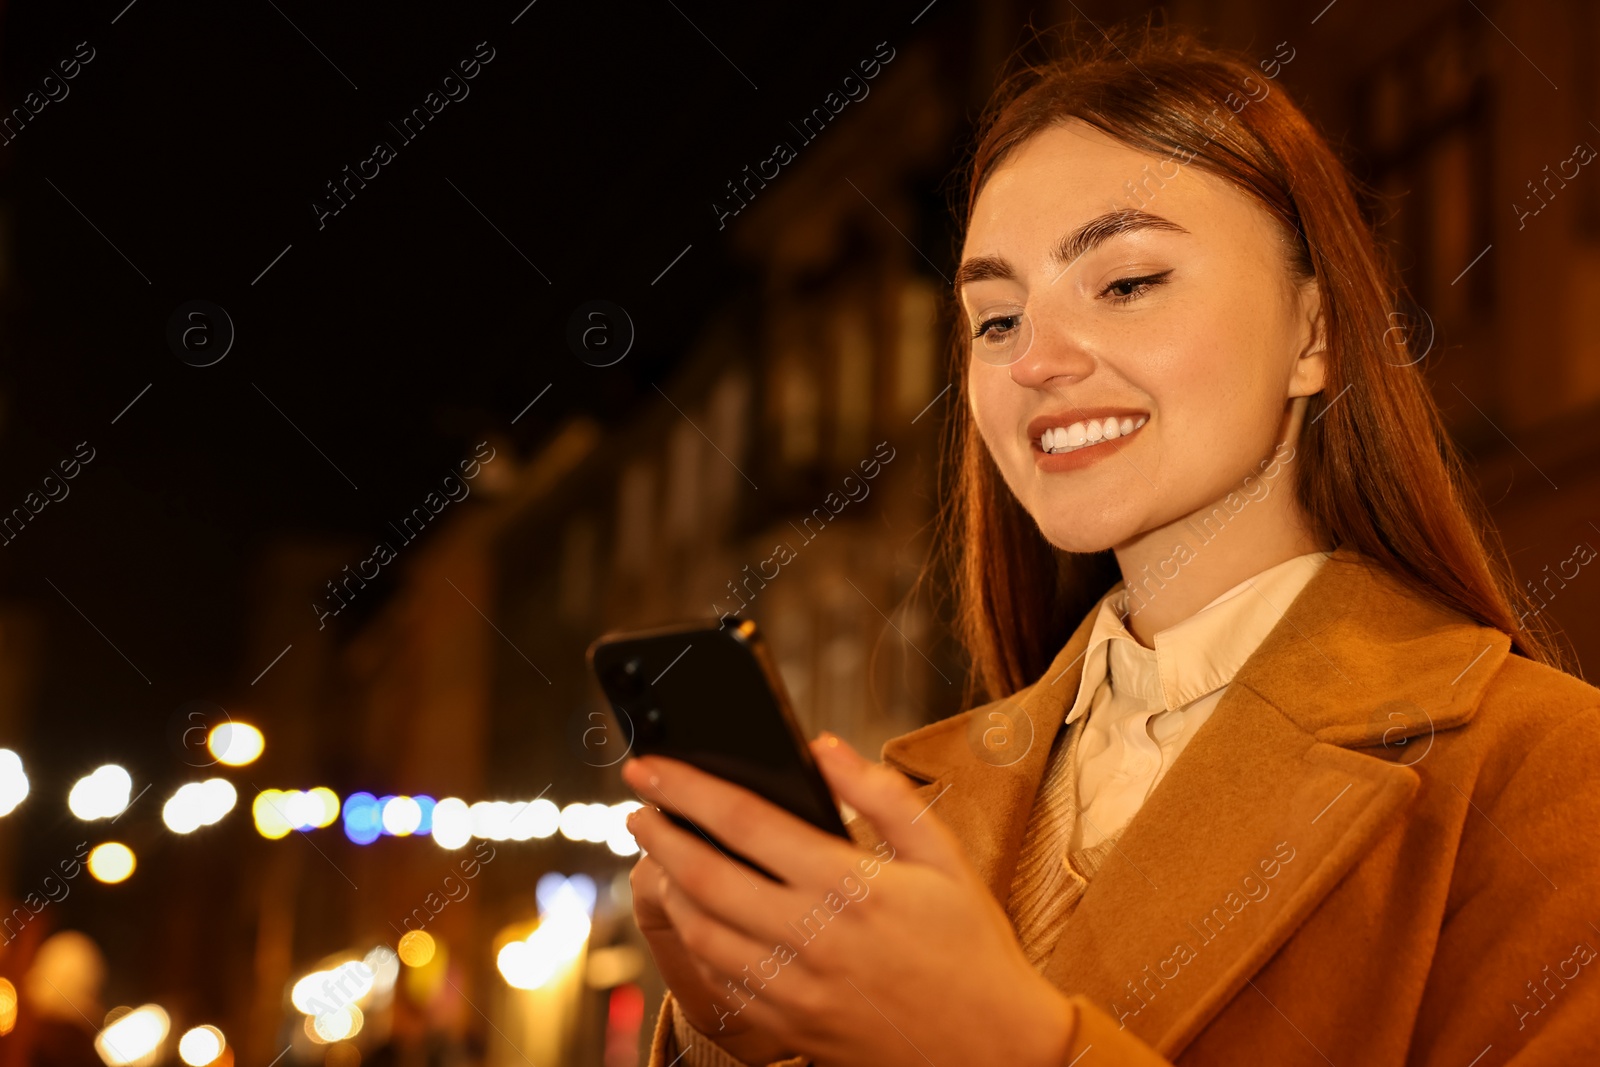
[1036,521,1130,555]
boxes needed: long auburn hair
[928,21,1572,706]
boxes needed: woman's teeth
[1041,416,1146,454]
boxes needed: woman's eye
[969,310,1034,365]
[1101,270,1173,305]
[972,314,1021,339]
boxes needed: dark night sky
[0,0,954,794]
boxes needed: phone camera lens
[610,657,646,701]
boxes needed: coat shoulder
[1479,649,1600,717]
[1433,652,1600,831]
[1455,652,1600,788]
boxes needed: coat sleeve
[1408,703,1600,1065]
[645,990,811,1067]
[1057,997,1180,1064]
[644,987,1176,1067]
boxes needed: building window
[613,461,656,577]
[896,276,940,421]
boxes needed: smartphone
[586,615,851,876]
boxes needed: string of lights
[1,718,642,1066]
[0,718,642,900]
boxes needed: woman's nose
[1006,312,1095,389]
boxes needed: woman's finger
[622,755,858,889]
[809,732,969,876]
[628,852,672,928]
[656,870,797,1025]
[626,803,809,945]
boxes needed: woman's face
[959,120,1325,554]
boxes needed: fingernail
[814,731,846,756]
[621,757,652,787]
[817,731,856,761]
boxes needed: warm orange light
[87,842,136,884]
[0,978,17,1035]
[397,930,435,968]
[208,722,264,766]
[178,1024,226,1065]
[94,1004,168,1065]
[305,1004,362,1044]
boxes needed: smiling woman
[628,21,1600,1067]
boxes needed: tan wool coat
[649,545,1600,1064]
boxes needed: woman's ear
[1288,276,1327,398]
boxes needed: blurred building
[163,0,1600,1063]
[6,0,1597,1065]
[227,25,977,1067]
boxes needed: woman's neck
[1112,487,1332,647]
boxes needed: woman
[622,24,1600,1066]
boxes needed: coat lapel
[878,547,1511,1059]
[878,582,1111,901]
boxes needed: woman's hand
[629,845,799,1064]
[621,733,1075,1067]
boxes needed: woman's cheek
[969,371,1013,456]
[967,372,996,453]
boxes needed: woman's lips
[1030,417,1145,471]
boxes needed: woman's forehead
[964,126,1267,262]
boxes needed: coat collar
[878,545,1509,1057]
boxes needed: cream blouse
[1066,549,1332,851]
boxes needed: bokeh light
[396,930,435,968]
[498,875,595,990]
[607,801,643,856]
[369,794,434,836]
[248,788,641,850]
[0,978,15,1036]
[68,764,132,820]
[471,797,559,842]
[0,749,28,816]
[177,1024,225,1066]
[94,1004,169,1066]
[207,722,264,766]
[430,797,471,849]
[291,960,374,1016]
[308,1004,363,1044]
[253,788,338,839]
[381,795,421,836]
[342,792,381,845]
[252,790,291,839]
[162,779,238,834]
[87,842,136,884]
[310,786,341,826]
[560,801,611,843]
[363,945,400,997]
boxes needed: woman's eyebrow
[955,208,1190,292]
[1055,208,1190,267]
